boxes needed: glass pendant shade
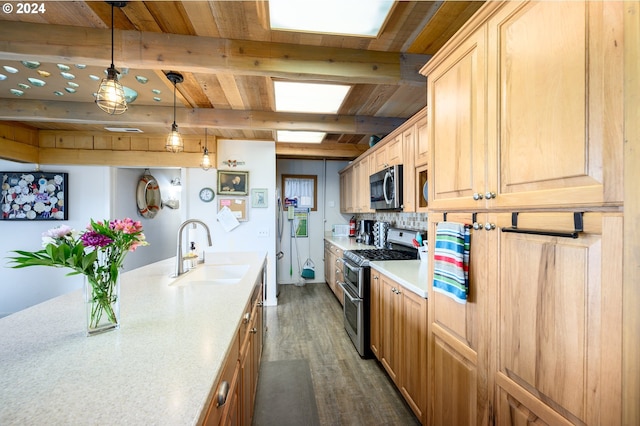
[201,147,212,170]
[96,67,127,115]
[166,123,184,153]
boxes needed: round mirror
[136,173,161,219]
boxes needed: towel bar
[501,212,583,239]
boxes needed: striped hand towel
[432,222,470,304]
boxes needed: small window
[282,174,317,211]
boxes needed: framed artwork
[251,188,268,208]
[1,171,69,220]
[218,170,249,195]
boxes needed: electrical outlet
[257,228,269,237]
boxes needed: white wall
[0,161,185,316]
[185,139,278,306]
[0,161,111,316]
[276,159,349,287]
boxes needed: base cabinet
[204,269,264,426]
[371,269,427,424]
[427,211,623,425]
[324,240,344,304]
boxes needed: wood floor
[260,282,420,426]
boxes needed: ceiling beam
[0,99,405,135]
[0,21,428,86]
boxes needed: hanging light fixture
[201,128,212,170]
[165,72,184,153]
[95,1,128,115]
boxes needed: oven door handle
[338,281,361,303]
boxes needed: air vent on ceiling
[104,127,144,133]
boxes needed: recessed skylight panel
[274,81,350,114]
[269,0,394,37]
[277,130,326,144]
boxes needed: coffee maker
[356,220,374,245]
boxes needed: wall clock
[199,187,215,203]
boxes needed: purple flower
[81,231,113,248]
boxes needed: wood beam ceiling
[0,21,428,86]
[0,99,405,135]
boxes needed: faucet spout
[174,219,213,277]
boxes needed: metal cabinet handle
[485,191,496,199]
[473,222,483,230]
[373,276,379,280]
[250,328,257,334]
[473,192,484,200]
[243,312,251,324]
[216,381,230,407]
[484,222,496,231]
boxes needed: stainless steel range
[338,227,421,357]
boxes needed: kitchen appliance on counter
[369,165,403,210]
[355,220,374,244]
[339,227,421,358]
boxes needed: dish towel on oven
[432,222,470,304]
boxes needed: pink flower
[110,218,143,234]
[81,231,113,248]
[42,225,73,239]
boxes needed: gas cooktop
[344,248,417,266]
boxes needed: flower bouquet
[8,218,148,335]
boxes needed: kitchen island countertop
[0,251,266,425]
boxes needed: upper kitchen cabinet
[422,23,487,211]
[414,113,429,167]
[422,1,624,211]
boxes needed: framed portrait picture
[218,170,249,195]
[1,171,69,220]
[251,188,268,208]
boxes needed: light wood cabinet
[323,240,344,304]
[240,285,263,426]
[205,267,265,426]
[493,211,622,426]
[402,125,416,212]
[422,0,623,211]
[427,211,623,425]
[339,167,354,214]
[415,114,428,167]
[427,212,491,426]
[371,268,428,424]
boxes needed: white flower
[26,211,36,220]
[53,175,63,185]
[22,204,31,212]
[18,179,27,187]
[22,174,34,183]
[33,202,45,213]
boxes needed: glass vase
[84,274,120,336]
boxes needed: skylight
[274,81,350,114]
[269,0,394,37]
[277,130,326,144]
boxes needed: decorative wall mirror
[136,171,161,219]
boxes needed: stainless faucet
[173,219,212,277]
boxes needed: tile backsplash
[357,212,428,232]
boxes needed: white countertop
[0,251,267,425]
[325,236,429,298]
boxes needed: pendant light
[95,1,128,115]
[165,72,184,153]
[201,128,212,170]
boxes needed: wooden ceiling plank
[408,1,485,55]
[118,2,163,33]
[216,74,246,109]
[0,99,404,134]
[182,1,221,37]
[0,21,424,85]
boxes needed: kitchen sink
[170,264,250,286]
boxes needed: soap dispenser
[188,241,198,270]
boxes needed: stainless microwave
[369,165,403,210]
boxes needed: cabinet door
[380,274,401,384]
[339,168,354,213]
[487,1,623,208]
[415,114,429,166]
[427,25,487,210]
[370,270,381,359]
[386,135,403,166]
[356,156,372,213]
[428,212,492,426]
[402,126,416,212]
[400,288,428,424]
[373,145,388,172]
[494,212,622,425]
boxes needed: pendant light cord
[110,4,115,69]
[172,80,177,127]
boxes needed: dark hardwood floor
[259,283,420,426]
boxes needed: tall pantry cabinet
[420,1,628,425]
